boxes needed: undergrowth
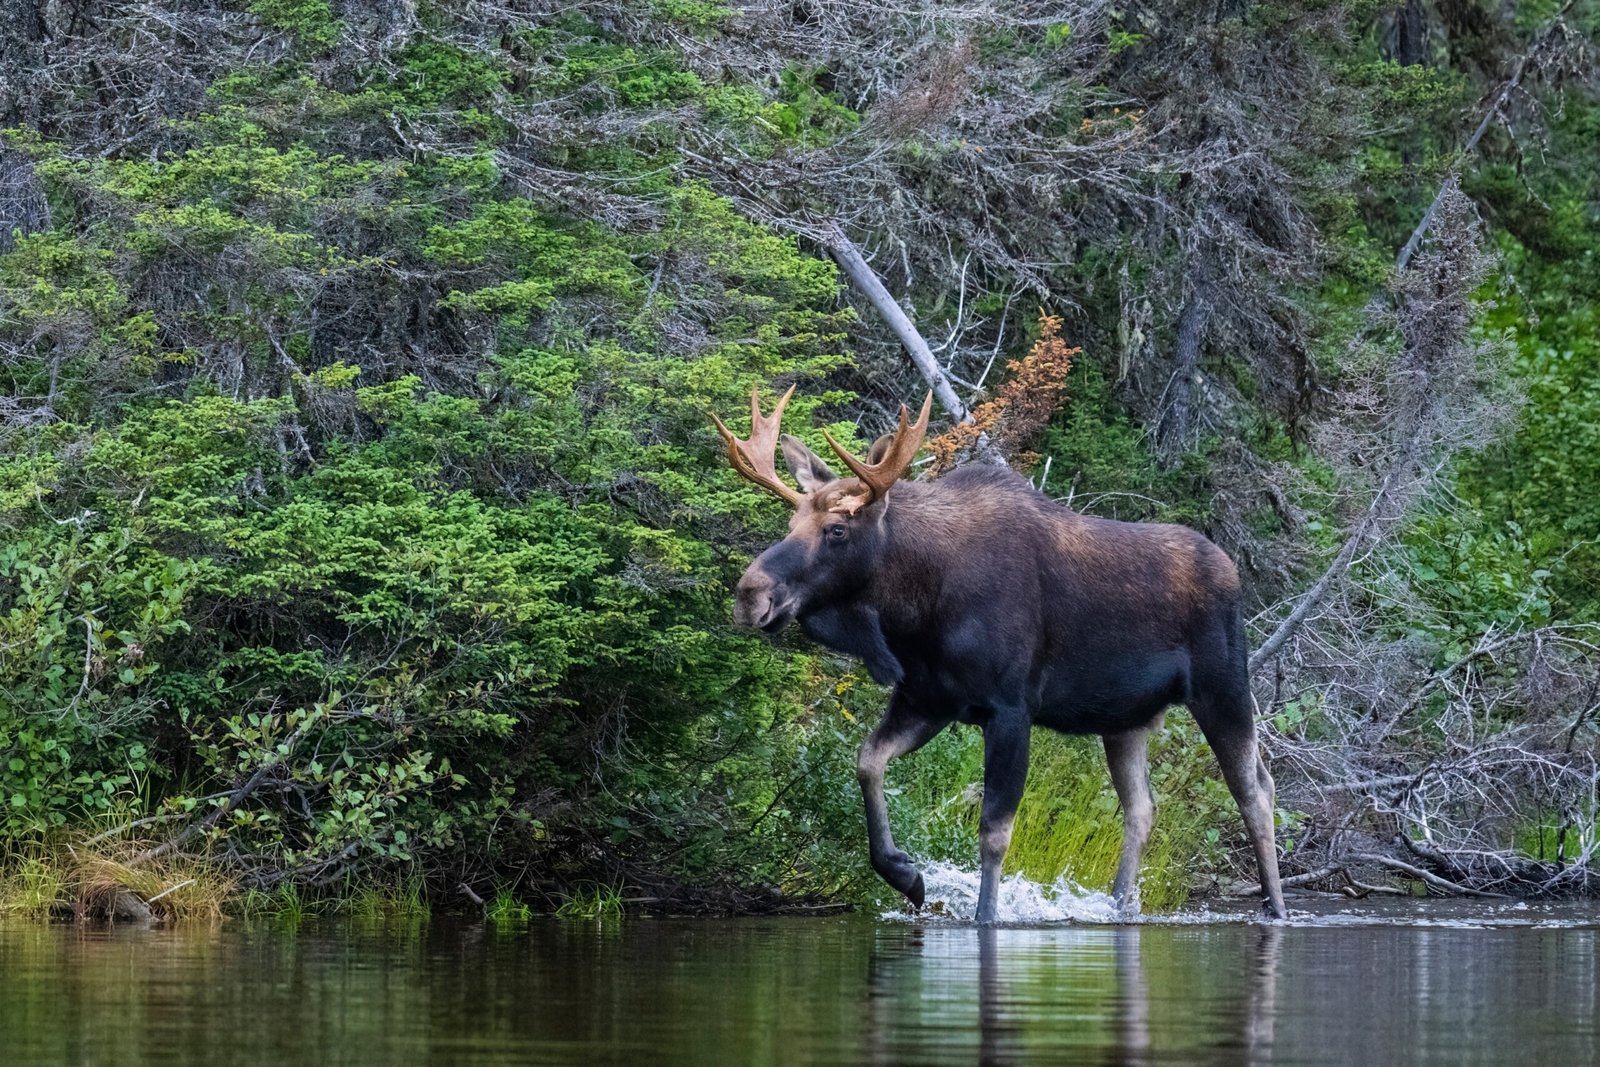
[999,723,1241,912]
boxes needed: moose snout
[734,570,793,632]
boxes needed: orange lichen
[926,311,1079,476]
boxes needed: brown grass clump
[2,841,234,922]
[925,311,1079,476]
[70,849,232,922]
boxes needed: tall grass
[485,886,534,926]
[555,882,625,920]
[1,839,426,924]
[238,883,307,925]
[0,853,70,916]
[234,877,432,925]
[1,841,233,922]
[73,852,232,922]
[991,721,1238,912]
[345,876,430,924]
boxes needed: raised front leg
[1103,721,1159,913]
[858,690,951,908]
[976,710,1031,925]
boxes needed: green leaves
[248,0,341,50]
[0,523,194,837]
[0,20,862,897]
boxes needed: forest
[0,0,1597,919]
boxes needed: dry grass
[71,849,233,922]
[0,840,233,922]
[0,853,70,916]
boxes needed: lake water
[4,891,1598,1065]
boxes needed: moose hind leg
[976,711,1031,925]
[1225,740,1287,919]
[858,693,950,908]
[1103,721,1158,913]
[1197,712,1288,920]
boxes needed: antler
[710,385,803,507]
[822,392,932,505]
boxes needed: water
[4,890,1598,1065]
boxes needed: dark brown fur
[734,457,1286,923]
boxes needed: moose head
[712,386,931,635]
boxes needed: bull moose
[714,386,1288,923]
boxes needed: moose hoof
[877,851,924,908]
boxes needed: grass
[234,877,432,925]
[345,877,431,923]
[238,883,307,924]
[0,841,234,922]
[73,851,232,922]
[555,882,625,920]
[1,838,569,925]
[1,839,425,925]
[0,854,70,916]
[485,886,534,926]
[997,721,1237,913]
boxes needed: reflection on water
[861,921,1293,1065]
[2,900,1597,1066]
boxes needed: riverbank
[0,840,869,924]
[9,833,1594,929]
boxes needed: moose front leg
[858,691,949,908]
[801,604,904,687]
[976,710,1031,925]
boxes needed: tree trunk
[0,140,50,251]
[1163,275,1210,456]
[825,226,1006,464]
[1396,1,1428,68]
[824,226,974,425]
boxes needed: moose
[714,387,1287,923]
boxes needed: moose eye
[825,523,849,542]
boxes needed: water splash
[882,861,1123,924]
[882,863,1600,927]
[879,861,1260,925]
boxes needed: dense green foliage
[1,0,1596,911]
[1449,104,1600,630]
[0,14,895,901]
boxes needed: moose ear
[781,434,838,492]
[863,432,898,466]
